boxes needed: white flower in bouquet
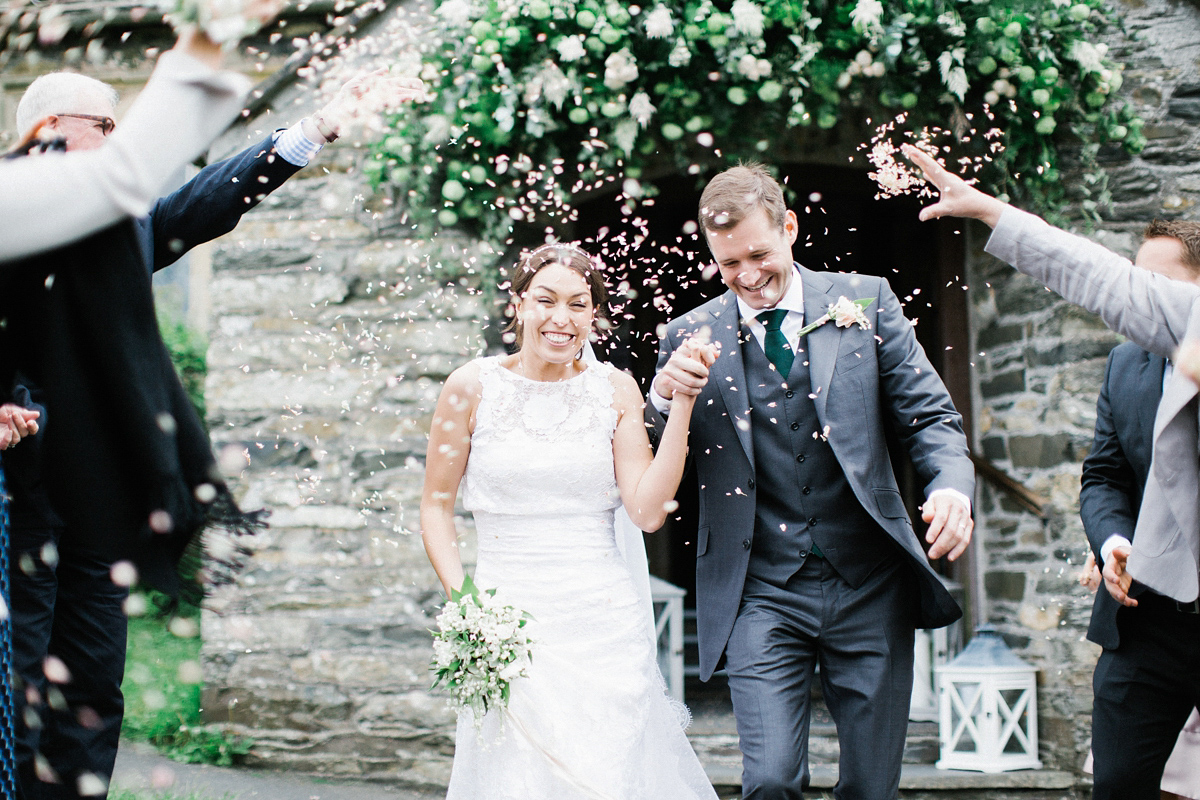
[645,6,675,39]
[1175,339,1200,387]
[731,0,765,38]
[431,575,534,727]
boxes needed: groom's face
[706,206,799,310]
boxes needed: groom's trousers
[724,556,917,800]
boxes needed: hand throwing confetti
[860,112,1004,200]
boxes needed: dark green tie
[758,308,793,377]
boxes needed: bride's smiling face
[516,263,595,363]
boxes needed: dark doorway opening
[571,163,972,614]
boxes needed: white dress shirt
[273,122,325,166]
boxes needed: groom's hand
[921,494,972,561]
[654,335,716,399]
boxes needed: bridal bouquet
[431,575,533,725]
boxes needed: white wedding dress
[446,356,717,800]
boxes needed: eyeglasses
[55,113,115,136]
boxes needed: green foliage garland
[369,0,1143,239]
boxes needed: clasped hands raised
[654,330,720,405]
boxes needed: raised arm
[420,365,479,596]
[0,31,258,261]
[905,143,1200,357]
[614,339,715,531]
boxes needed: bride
[421,242,719,799]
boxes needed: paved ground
[111,742,446,800]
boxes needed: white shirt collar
[735,263,805,324]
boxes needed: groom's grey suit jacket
[650,265,974,680]
[988,209,1200,603]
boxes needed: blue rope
[0,469,15,798]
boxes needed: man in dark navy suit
[1080,220,1200,800]
[1,68,422,798]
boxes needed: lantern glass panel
[1000,689,1031,754]
[949,681,982,753]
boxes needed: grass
[122,592,252,766]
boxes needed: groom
[648,164,975,799]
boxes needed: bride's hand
[671,335,718,412]
[682,329,719,371]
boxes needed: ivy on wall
[369,0,1144,240]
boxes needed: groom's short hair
[699,163,787,235]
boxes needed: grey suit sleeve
[874,278,974,499]
[985,207,1200,359]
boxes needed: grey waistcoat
[743,330,895,588]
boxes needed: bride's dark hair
[505,242,611,348]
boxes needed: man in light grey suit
[908,145,1200,800]
[648,164,975,799]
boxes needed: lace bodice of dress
[462,357,621,518]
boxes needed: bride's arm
[612,363,703,533]
[420,364,479,596]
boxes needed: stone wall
[966,0,1200,770]
[198,127,491,785]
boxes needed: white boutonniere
[797,296,874,337]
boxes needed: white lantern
[935,626,1042,773]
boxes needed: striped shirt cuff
[272,121,324,167]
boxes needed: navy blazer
[138,131,301,272]
[649,267,974,680]
[1080,342,1165,650]
[5,132,302,522]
